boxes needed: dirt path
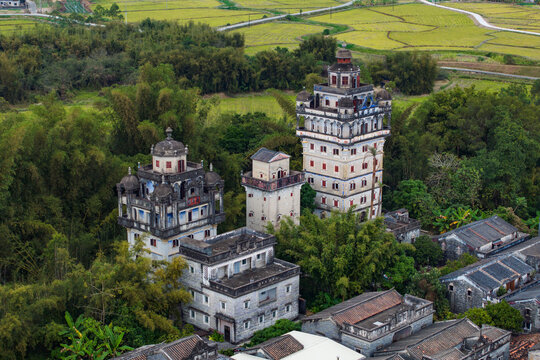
[418,0,540,36]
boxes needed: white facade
[117,128,225,261]
[179,228,300,344]
[242,148,304,233]
[295,50,391,219]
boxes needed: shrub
[209,330,224,342]
[246,319,301,347]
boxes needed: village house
[112,334,230,360]
[232,331,365,360]
[242,148,304,233]
[116,128,225,261]
[438,215,528,260]
[384,208,421,243]
[504,283,540,333]
[499,236,540,271]
[373,318,511,360]
[440,254,535,313]
[0,0,23,7]
[179,227,300,344]
[301,289,433,356]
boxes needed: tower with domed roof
[116,128,225,261]
[295,49,391,219]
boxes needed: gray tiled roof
[468,271,501,291]
[441,216,517,249]
[375,319,510,360]
[505,283,540,302]
[440,254,533,291]
[112,335,227,360]
[250,148,289,163]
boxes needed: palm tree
[365,145,384,219]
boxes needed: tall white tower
[295,49,391,220]
[242,148,305,232]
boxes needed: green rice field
[235,3,540,60]
[0,17,42,33]
[90,0,267,25]
[238,22,327,54]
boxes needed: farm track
[419,0,540,36]
[441,66,539,79]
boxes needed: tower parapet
[242,148,305,232]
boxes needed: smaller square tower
[242,148,305,232]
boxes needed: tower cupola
[152,127,187,174]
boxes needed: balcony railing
[118,212,225,238]
[242,171,305,191]
[207,259,300,298]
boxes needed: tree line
[0,21,335,103]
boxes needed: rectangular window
[204,315,209,324]
[258,315,265,324]
[205,229,211,238]
[150,238,157,247]
[335,101,338,107]
[350,200,354,206]
[322,197,326,204]
[242,259,247,265]
[333,149,339,155]
[322,180,327,187]
[248,194,253,198]
[244,300,250,309]
[362,179,367,187]
[351,148,357,155]
[272,309,277,318]
[172,239,179,247]
[320,146,327,152]
[286,285,291,293]
[322,163,326,170]
[331,75,336,85]
[221,301,226,310]
[155,160,160,168]
[332,183,339,190]
[178,160,185,172]
[363,145,368,152]
[190,266,195,274]
[334,165,339,173]
[261,216,266,221]
[342,77,348,85]
[259,288,277,304]
[248,212,254,217]
[204,295,209,304]
[363,163,368,169]
[310,143,314,150]
[166,161,172,169]
[264,197,266,201]
[190,289,195,297]
[310,160,314,167]
[350,183,356,190]
[286,304,291,312]
[257,253,262,260]
[244,321,250,329]
[308,177,314,184]
[334,200,339,207]
[350,166,355,173]
[190,309,195,319]
[325,99,330,106]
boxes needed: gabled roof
[375,319,510,360]
[251,148,290,163]
[113,335,227,360]
[302,289,430,328]
[256,334,304,360]
[440,254,533,292]
[505,283,540,302]
[440,216,517,249]
[233,331,364,360]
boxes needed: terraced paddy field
[444,2,540,32]
[235,0,342,12]
[238,22,327,55]
[302,3,540,59]
[0,17,42,33]
[90,0,266,25]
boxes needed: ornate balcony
[241,171,305,192]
